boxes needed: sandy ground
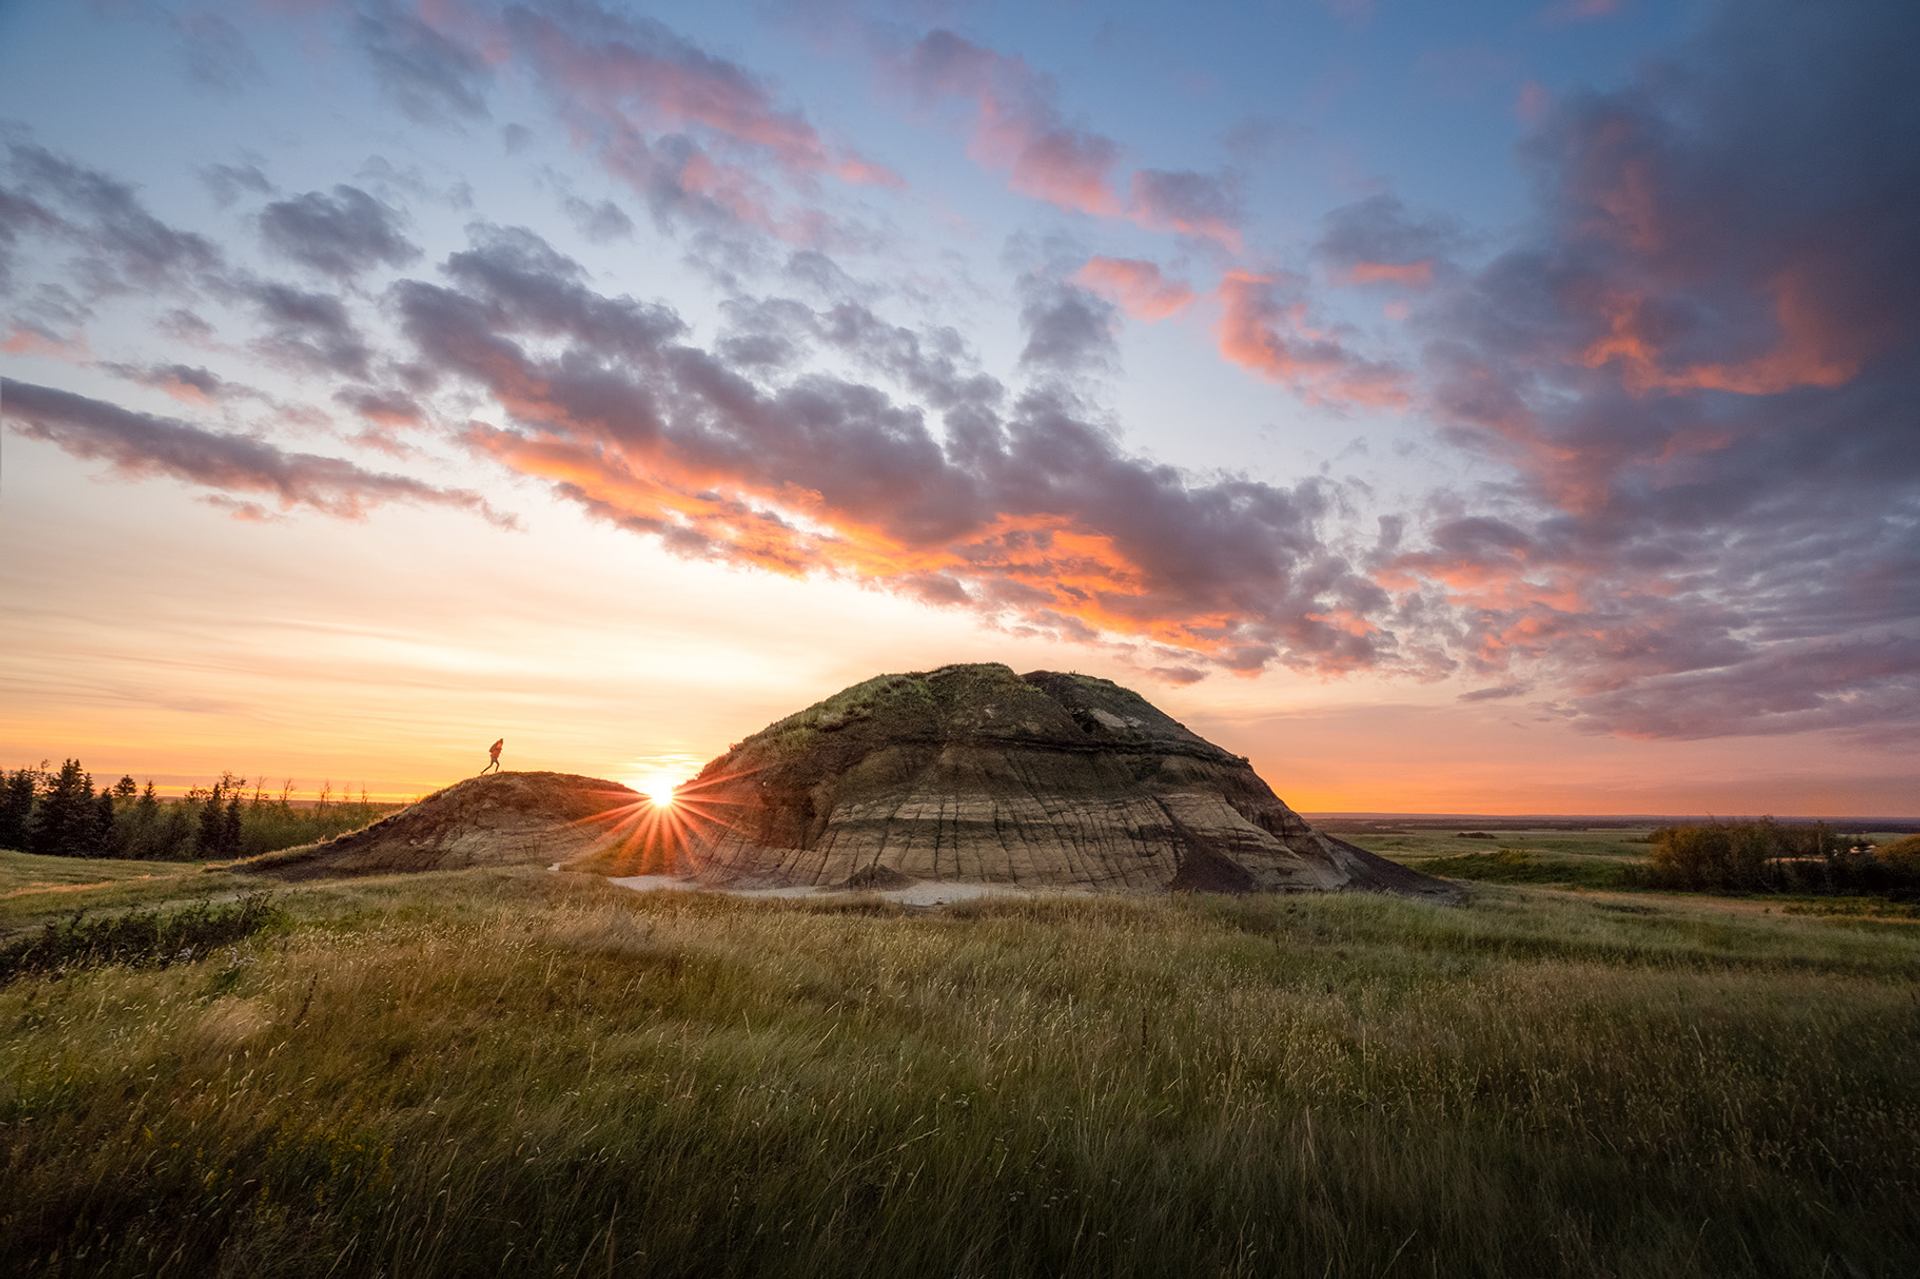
[600,873,1082,907]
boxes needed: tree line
[1639,819,1920,897]
[0,760,387,860]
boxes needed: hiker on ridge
[482,738,503,775]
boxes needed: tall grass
[2,871,1916,1276]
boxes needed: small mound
[840,864,918,892]
[239,771,639,880]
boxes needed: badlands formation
[246,664,1451,900]
[676,664,1452,898]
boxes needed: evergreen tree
[126,781,161,858]
[92,788,118,857]
[156,803,192,860]
[113,775,137,801]
[222,792,244,855]
[29,759,93,856]
[0,768,37,850]
[195,784,225,855]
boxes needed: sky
[0,0,1915,816]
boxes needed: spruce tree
[222,792,244,855]
[92,788,117,857]
[156,803,192,860]
[29,759,92,856]
[195,784,225,855]
[128,782,161,858]
[0,769,36,850]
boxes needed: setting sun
[637,775,681,808]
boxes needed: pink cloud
[1215,271,1410,407]
[904,31,1241,247]
[1074,256,1195,320]
[489,4,900,188]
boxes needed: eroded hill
[674,663,1453,898]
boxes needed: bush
[0,894,281,984]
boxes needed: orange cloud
[1579,269,1869,397]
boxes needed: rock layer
[678,664,1453,898]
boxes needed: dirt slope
[239,772,640,880]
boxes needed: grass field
[1336,826,1656,890]
[1,848,1917,1277]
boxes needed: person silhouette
[482,738,503,775]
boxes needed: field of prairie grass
[2,851,1918,1277]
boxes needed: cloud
[100,361,235,406]
[1458,681,1530,702]
[903,30,1242,248]
[1128,169,1243,249]
[1316,194,1462,289]
[1,378,513,526]
[1394,0,1920,740]
[501,1,899,188]
[389,224,1406,676]
[334,386,427,429]
[1215,270,1410,407]
[562,195,635,243]
[3,140,222,296]
[487,0,898,217]
[1016,275,1117,376]
[1074,256,1195,320]
[172,11,264,92]
[353,5,495,126]
[200,160,274,208]
[231,279,375,378]
[258,185,420,280]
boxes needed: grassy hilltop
[2,845,1918,1277]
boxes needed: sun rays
[561,767,761,877]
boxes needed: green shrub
[0,894,281,984]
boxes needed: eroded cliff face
[680,664,1453,898]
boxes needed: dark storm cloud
[1,378,512,526]
[387,224,1401,675]
[1392,0,1920,740]
[259,185,420,281]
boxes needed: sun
[630,770,684,807]
[625,756,699,811]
